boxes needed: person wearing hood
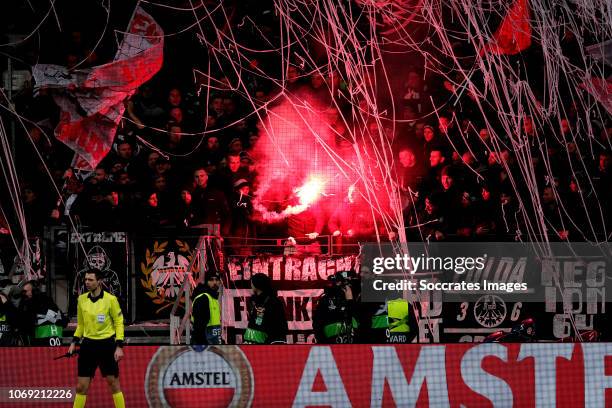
[18,280,66,346]
[243,273,288,344]
[191,270,222,345]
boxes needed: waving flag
[586,40,612,67]
[580,77,612,115]
[480,0,531,56]
[33,7,163,169]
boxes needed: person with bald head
[190,168,230,235]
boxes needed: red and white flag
[580,76,612,115]
[33,6,163,169]
[586,40,612,67]
[480,0,531,56]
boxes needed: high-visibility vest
[323,318,359,339]
[0,312,7,331]
[32,308,63,341]
[0,312,9,342]
[371,299,410,333]
[244,303,269,344]
[243,327,268,344]
[388,299,410,333]
[191,292,221,344]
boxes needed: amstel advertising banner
[1,344,611,407]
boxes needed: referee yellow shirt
[74,290,124,341]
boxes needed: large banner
[134,233,222,321]
[222,255,360,343]
[360,242,610,343]
[135,237,200,322]
[425,278,610,344]
[1,344,611,407]
[68,231,129,317]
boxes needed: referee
[67,269,125,408]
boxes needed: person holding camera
[313,271,359,344]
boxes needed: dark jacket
[230,191,254,238]
[191,186,230,234]
[313,286,357,344]
[0,296,19,346]
[175,200,194,229]
[18,293,65,346]
[191,283,220,345]
[287,205,326,244]
[328,199,377,239]
[246,292,288,344]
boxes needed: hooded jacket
[245,291,288,344]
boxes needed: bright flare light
[254,176,327,222]
[295,177,324,207]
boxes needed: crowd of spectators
[4,5,612,251]
[396,101,612,243]
[13,76,612,245]
[1,2,611,349]
[11,68,266,240]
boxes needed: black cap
[205,270,221,281]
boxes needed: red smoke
[251,90,353,223]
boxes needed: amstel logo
[145,345,254,407]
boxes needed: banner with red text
[222,254,359,343]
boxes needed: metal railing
[170,235,221,345]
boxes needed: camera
[328,271,356,285]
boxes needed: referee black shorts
[78,337,119,378]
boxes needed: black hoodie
[246,292,288,344]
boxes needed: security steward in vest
[361,298,417,343]
[67,269,125,408]
[313,271,359,344]
[191,270,222,345]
